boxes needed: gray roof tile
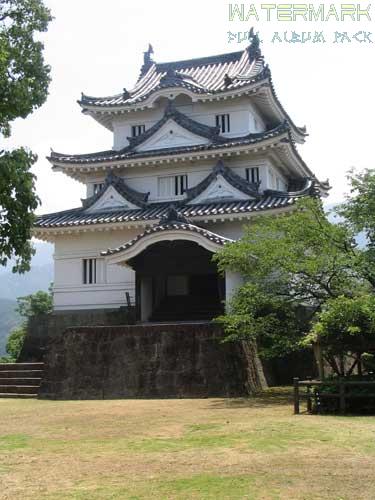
[49,122,290,166]
[101,207,233,256]
[79,44,267,108]
[35,193,305,230]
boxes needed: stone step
[0,363,44,371]
[0,393,37,399]
[0,385,40,395]
[0,370,44,379]
[0,378,42,386]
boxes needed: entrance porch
[102,208,243,323]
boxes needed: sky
[3,0,375,215]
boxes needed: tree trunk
[241,341,268,393]
[357,353,363,376]
[313,342,325,380]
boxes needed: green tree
[4,288,52,361]
[215,195,374,364]
[217,282,307,359]
[0,0,52,272]
[306,294,375,376]
[216,198,361,309]
[5,325,26,360]
[338,168,375,288]
[16,288,53,318]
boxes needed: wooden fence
[293,377,375,414]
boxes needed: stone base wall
[19,308,136,362]
[39,323,266,399]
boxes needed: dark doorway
[130,240,225,322]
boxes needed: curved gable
[136,119,210,152]
[83,173,149,212]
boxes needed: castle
[34,36,328,323]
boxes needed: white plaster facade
[35,42,323,315]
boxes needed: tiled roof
[82,172,150,210]
[48,122,290,166]
[34,191,309,230]
[101,207,232,256]
[79,39,266,109]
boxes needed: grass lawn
[0,388,374,499]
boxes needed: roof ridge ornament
[165,98,176,115]
[159,205,191,225]
[213,159,226,176]
[160,68,186,85]
[247,28,262,62]
[224,73,233,87]
[138,43,155,79]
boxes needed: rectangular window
[276,177,285,191]
[174,174,188,196]
[131,124,146,137]
[158,175,188,198]
[83,259,97,284]
[215,114,230,133]
[246,167,260,184]
[93,183,104,195]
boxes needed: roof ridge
[155,49,245,70]
[34,194,303,232]
[48,122,290,166]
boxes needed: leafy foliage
[0,0,52,272]
[215,186,375,362]
[338,168,375,288]
[16,288,53,318]
[4,288,52,361]
[0,0,52,136]
[306,295,375,356]
[217,283,307,358]
[0,298,20,356]
[216,198,360,308]
[5,324,26,360]
[0,148,39,272]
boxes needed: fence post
[293,377,300,414]
[339,379,345,414]
[306,376,312,413]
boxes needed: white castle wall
[53,229,139,310]
[85,156,287,200]
[51,219,246,311]
[112,96,265,150]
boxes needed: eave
[48,124,294,181]
[32,204,297,243]
[79,79,269,131]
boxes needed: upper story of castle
[77,40,306,149]
[47,34,319,191]
[35,34,329,239]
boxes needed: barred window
[215,114,230,133]
[93,183,104,195]
[158,175,188,198]
[83,259,97,284]
[246,167,260,184]
[131,124,146,137]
